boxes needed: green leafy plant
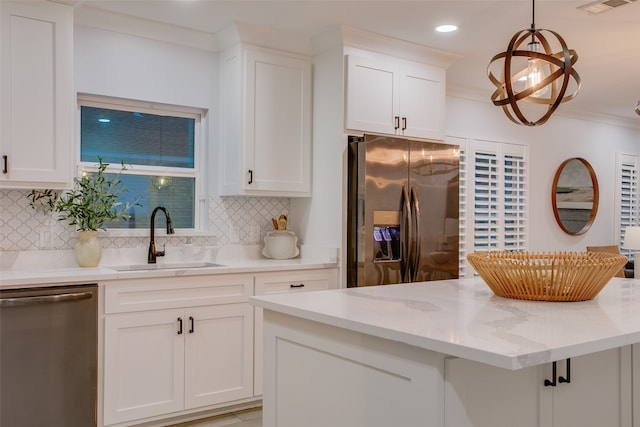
[29,157,142,231]
[27,189,60,213]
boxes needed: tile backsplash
[0,190,289,252]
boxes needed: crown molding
[74,5,218,51]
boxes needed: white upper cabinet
[345,54,446,141]
[0,1,73,189]
[219,44,312,197]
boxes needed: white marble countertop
[0,260,337,289]
[251,277,640,370]
[0,245,338,289]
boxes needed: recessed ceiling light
[435,24,458,33]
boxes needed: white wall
[445,95,640,252]
[72,24,640,256]
[74,25,216,110]
[74,24,218,197]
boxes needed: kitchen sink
[111,262,225,271]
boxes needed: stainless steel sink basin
[112,262,225,271]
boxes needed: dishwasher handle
[0,291,94,307]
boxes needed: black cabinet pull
[559,358,571,384]
[248,169,253,184]
[544,361,557,387]
[290,283,305,288]
[189,316,194,333]
[402,117,407,131]
[2,155,7,174]
[394,116,400,130]
[177,317,183,335]
[545,359,571,387]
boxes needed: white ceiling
[74,0,640,126]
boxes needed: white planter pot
[74,230,102,267]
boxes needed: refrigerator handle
[410,186,421,282]
[401,185,412,282]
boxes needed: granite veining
[251,277,640,370]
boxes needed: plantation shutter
[446,137,467,277]
[616,154,640,257]
[468,140,529,274]
[502,145,528,251]
[453,138,528,277]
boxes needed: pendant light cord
[530,0,536,42]
[532,0,536,29]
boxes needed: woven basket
[467,251,628,302]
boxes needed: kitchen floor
[169,408,262,427]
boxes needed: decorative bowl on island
[467,251,628,302]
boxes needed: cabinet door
[103,310,185,425]
[243,48,311,195]
[254,268,338,396]
[548,348,632,427]
[0,1,72,188]
[446,348,634,427]
[444,357,541,427]
[399,63,445,140]
[185,303,254,409]
[345,55,399,135]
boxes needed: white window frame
[452,137,529,277]
[76,94,208,236]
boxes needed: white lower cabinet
[184,304,253,409]
[102,274,254,426]
[104,309,185,424]
[444,347,633,427]
[101,268,339,426]
[253,268,338,396]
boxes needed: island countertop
[250,277,640,370]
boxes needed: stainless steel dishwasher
[0,284,97,426]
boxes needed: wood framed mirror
[552,157,599,235]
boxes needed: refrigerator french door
[347,134,459,287]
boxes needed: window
[78,94,205,231]
[615,153,640,257]
[456,138,529,277]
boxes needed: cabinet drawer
[255,269,338,295]
[104,274,253,314]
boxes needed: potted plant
[28,157,142,267]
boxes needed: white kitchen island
[250,277,640,427]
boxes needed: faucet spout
[148,206,175,263]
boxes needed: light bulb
[526,41,549,98]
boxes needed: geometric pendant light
[488,0,581,126]
[636,100,640,116]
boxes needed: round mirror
[552,158,599,235]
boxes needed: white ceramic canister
[262,230,299,259]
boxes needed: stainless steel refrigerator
[347,134,460,287]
